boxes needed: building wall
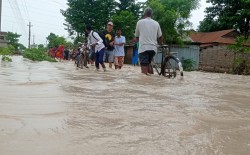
[0,32,8,47]
[199,45,250,73]
[0,42,8,47]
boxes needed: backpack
[92,31,107,47]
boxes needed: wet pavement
[0,56,250,155]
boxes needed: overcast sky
[2,0,211,47]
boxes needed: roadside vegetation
[181,58,196,71]
[23,48,56,62]
[228,36,250,75]
[0,45,14,62]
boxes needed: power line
[5,15,64,27]
[21,0,30,20]
[7,0,28,35]
[3,1,63,14]
[50,0,67,8]
[3,4,65,20]
[5,19,67,32]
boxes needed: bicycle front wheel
[162,56,184,78]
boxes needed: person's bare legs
[101,63,106,69]
[109,62,112,68]
[141,65,148,75]
[147,64,153,74]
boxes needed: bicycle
[150,45,184,79]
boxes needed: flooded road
[0,56,250,155]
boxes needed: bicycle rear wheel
[162,56,184,78]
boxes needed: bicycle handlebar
[140,44,168,48]
[158,45,168,48]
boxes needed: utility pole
[0,0,2,31]
[27,22,33,48]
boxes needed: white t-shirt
[135,17,162,54]
[87,31,105,53]
[114,36,126,56]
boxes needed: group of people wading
[49,7,162,75]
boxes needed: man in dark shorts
[135,7,163,75]
[103,21,115,69]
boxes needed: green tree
[112,10,137,41]
[198,18,221,32]
[38,44,45,49]
[19,44,26,51]
[46,33,66,48]
[117,0,134,10]
[148,0,199,44]
[73,35,85,46]
[198,0,250,39]
[6,32,21,50]
[65,41,74,49]
[62,0,116,37]
[116,0,146,19]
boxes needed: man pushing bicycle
[135,7,163,75]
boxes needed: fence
[154,45,200,70]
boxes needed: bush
[228,36,250,75]
[0,45,15,55]
[1,55,12,62]
[181,58,195,71]
[23,48,56,62]
[0,45,15,62]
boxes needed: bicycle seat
[160,45,168,48]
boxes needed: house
[189,29,247,73]
[190,29,239,47]
[0,31,8,47]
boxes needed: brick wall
[199,45,250,73]
[199,46,234,73]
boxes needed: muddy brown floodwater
[0,56,250,155]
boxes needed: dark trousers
[95,48,105,69]
[139,50,156,66]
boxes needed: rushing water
[0,56,250,155]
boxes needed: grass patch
[23,48,56,62]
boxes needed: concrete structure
[0,31,8,47]
[190,29,250,73]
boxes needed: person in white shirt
[135,7,163,75]
[114,28,126,69]
[86,25,106,72]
